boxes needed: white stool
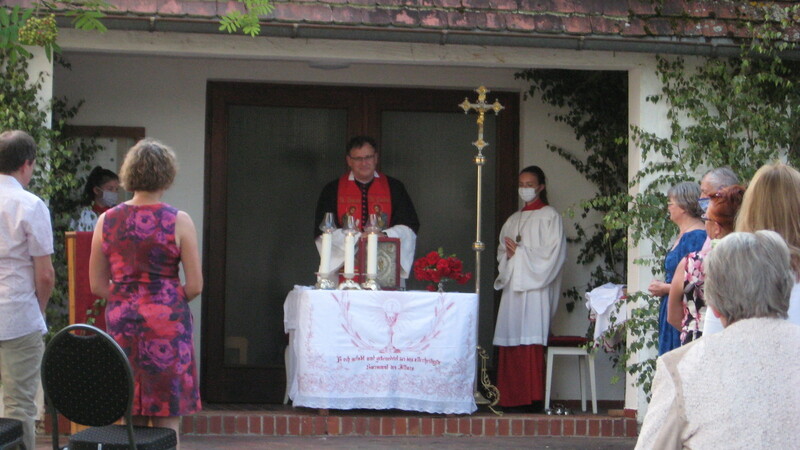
[545,345,597,414]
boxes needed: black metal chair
[0,418,23,450]
[41,324,177,450]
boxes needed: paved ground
[38,435,637,449]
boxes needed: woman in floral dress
[89,138,202,441]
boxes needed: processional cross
[459,86,504,295]
[460,86,503,415]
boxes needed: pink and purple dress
[102,203,201,416]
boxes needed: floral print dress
[102,203,201,416]
[681,247,708,345]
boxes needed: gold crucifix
[459,86,504,155]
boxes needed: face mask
[102,190,119,207]
[698,197,710,213]
[519,187,537,203]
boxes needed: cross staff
[459,86,504,295]
[460,86,504,412]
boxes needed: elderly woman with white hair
[636,231,800,449]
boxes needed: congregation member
[0,130,55,450]
[637,231,800,449]
[493,166,566,409]
[71,165,120,231]
[733,161,800,327]
[648,182,706,354]
[697,167,739,213]
[90,139,202,443]
[667,185,745,344]
[314,136,420,282]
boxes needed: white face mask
[519,187,537,203]
[102,190,119,207]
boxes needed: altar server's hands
[504,237,517,258]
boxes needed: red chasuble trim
[521,197,546,212]
[337,173,392,231]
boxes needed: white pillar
[625,58,672,421]
[26,45,55,126]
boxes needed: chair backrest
[41,324,134,427]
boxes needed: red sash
[337,173,392,231]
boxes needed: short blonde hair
[705,231,792,324]
[736,162,800,274]
[120,138,177,192]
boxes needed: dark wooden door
[203,82,518,403]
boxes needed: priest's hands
[504,237,517,258]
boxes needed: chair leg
[544,350,555,411]
[283,344,291,404]
[578,355,587,412]
[588,354,598,414]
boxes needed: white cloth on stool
[585,283,626,349]
[493,206,566,346]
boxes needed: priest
[314,136,420,282]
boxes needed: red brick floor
[181,405,638,439]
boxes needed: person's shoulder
[384,174,406,186]
[538,205,561,218]
[322,178,340,190]
[658,337,701,372]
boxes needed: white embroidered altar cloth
[283,286,478,414]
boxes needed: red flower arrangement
[413,248,473,291]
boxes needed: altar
[283,286,478,414]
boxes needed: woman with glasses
[667,185,745,344]
[648,182,706,355]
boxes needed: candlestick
[344,232,355,275]
[319,232,332,274]
[367,232,378,275]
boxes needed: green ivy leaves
[219,0,274,37]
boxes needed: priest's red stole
[337,173,392,230]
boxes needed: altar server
[314,136,419,280]
[493,165,566,408]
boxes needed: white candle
[367,233,378,276]
[344,233,355,275]
[318,232,332,274]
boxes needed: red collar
[521,198,546,211]
[92,203,110,214]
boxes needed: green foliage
[0,48,103,336]
[219,0,274,37]
[514,69,628,315]
[0,6,34,63]
[0,0,114,62]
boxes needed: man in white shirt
[0,130,55,450]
